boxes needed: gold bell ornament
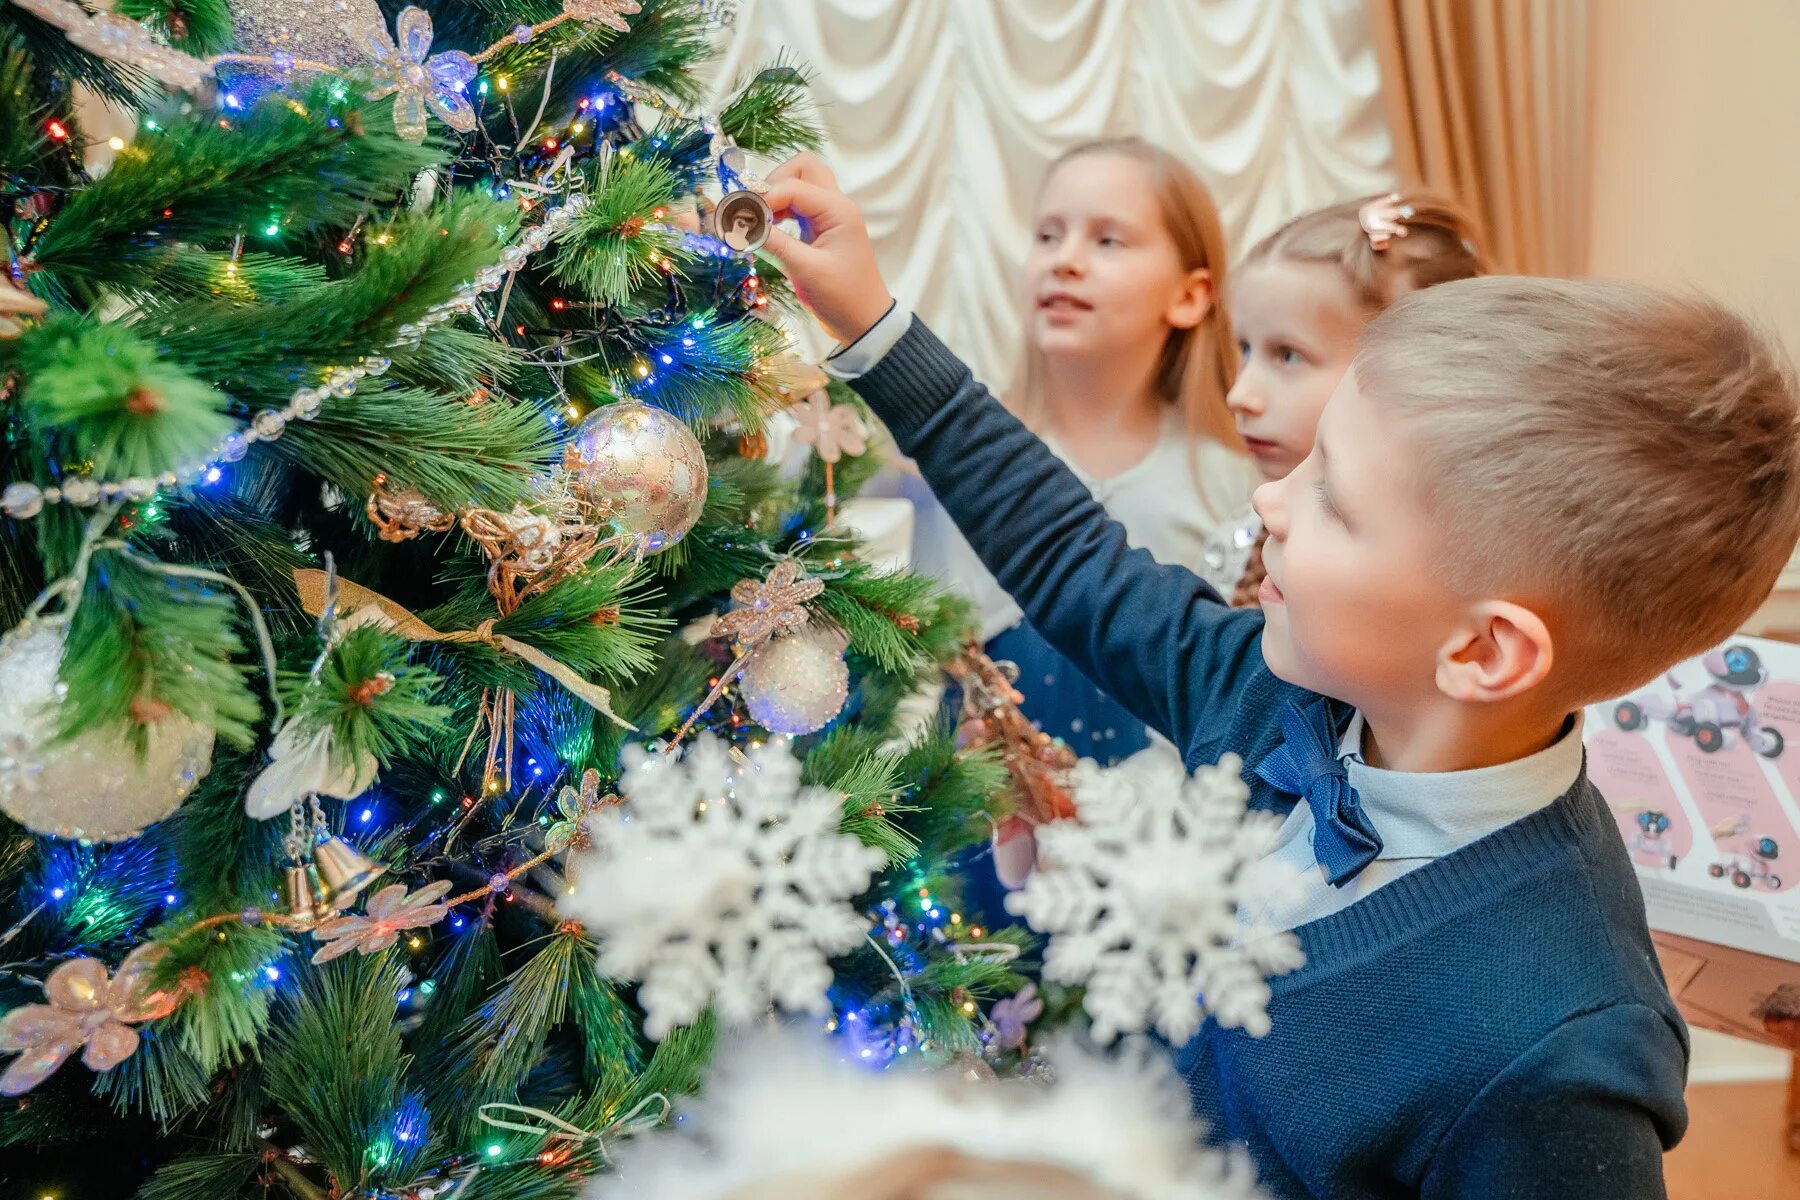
[311,833,386,909]
[280,796,384,927]
[281,861,333,931]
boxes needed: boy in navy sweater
[760,155,1800,1199]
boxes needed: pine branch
[152,917,284,1075]
[59,545,262,747]
[0,7,150,105]
[809,560,957,675]
[116,0,234,55]
[583,309,789,427]
[114,247,328,307]
[0,29,66,189]
[804,727,916,865]
[151,195,525,403]
[448,925,594,1100]
[132,1150,263,1200]
[898,721,1011,862]
[30,87,444,291]
[155,498,314,630]
[263,955,419,1193]
[94,1024,213,1127]
[278,625,450,768]
[589,635,713,753]
[410,921,503,1074]
[476,0,711,119]
[24,835,175,955]
[718,61,822,156]
[275,385,556,514]
[14,316,233,482]
[495,563,668,683]
[549,155,682,304]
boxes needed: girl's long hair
[1005,138,1243,455]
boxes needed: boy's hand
[762,153,894,346]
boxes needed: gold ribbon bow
[293,569,634,731]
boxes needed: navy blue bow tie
[1254,699,1383,887]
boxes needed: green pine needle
[276,385,556,515]
[551,156,684,304]
[279,626,450,769]
[94,1027,213,1127]
[718,60,823,155]
[116,0,234,54]
[449,926,597,1098]
[151,919,286,1075]
[15,318,233,482]
[152,194,526,405]
[495,563,669,683]
[60,547,262,749]
[263,955,417,1192]
[31,86,444,291]
[131,1152,263,1200]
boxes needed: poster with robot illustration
[1587,635,1800,1043]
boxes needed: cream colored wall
[1587,0,1800,353]
[1588,0,1800,1082]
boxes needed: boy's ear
[1435,600,1555,703]
[1167,268,1214,331]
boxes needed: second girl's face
[1023,155,1211,361]
[1227,259,1369,480]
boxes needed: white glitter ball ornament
[231,0,360,67]
[562,402,709,554]
[739,628,849,736]
[0,622,214,841]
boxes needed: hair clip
[1359,193,1415,251]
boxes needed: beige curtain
[1368,0,1591,275]
[706,0,1397,388]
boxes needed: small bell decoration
[312,834,386,910]
[282,862,331,931]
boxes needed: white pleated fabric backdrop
[705,0,1397,386]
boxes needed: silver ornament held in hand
[0,622,213,841]
[562,402,708,555]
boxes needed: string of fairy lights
[3,6,1037,1198]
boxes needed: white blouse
[886,413,1259,640]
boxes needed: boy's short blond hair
[1357,276,1800,700]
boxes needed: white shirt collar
[1335,711,1584,861]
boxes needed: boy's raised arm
[761,154,1262,750]
[849,317,1263,748]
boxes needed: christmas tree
[0,3,1037,1196]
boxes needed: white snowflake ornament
[559,736,883,1039]
[1005,748,1303,1044]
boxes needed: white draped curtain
[706,0,1396,387]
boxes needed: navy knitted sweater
[849,319,1689,1200]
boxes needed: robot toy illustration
[1627,809,1680,870]
[1613,643,1785,758]
[1707,815,1782,891]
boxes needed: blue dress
[986,619,1151,762]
